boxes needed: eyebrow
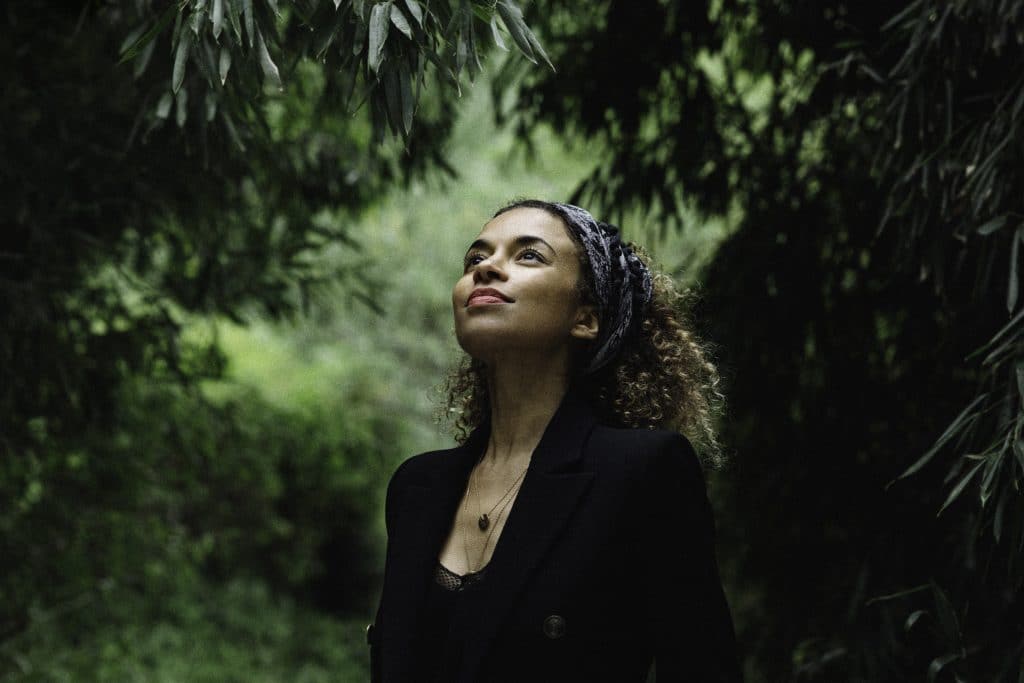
[465,235,558,257]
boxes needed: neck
[480,350,573,471]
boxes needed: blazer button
[542,614,566,639]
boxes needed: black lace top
[418,560,489,682]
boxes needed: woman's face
[452,207,599,363]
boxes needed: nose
[471,254,507,283]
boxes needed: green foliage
[2,578,370,682]
[115,0,548,142]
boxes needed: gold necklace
[461,469,527,572]
[472,459,530,532]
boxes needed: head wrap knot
[549,202,654,374]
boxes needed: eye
[519,248,545,262]
[463,252,485,270]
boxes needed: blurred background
[2,1,1022,681]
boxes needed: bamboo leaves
[115,0,551,141]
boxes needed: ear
[570,304,599,342]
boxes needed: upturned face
[452,207,599,363]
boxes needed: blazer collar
[424,381,599,485]
[387,382,599,682]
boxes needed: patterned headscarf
[547,202,654,375]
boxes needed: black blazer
[367,385,742,682]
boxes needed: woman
[367,200,742,682]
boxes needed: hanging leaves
[115,0,550,140]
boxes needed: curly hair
[434,199,728,468]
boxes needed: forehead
[476,207,577,252]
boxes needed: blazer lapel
[455,385,598,683]
[384,384,598,682]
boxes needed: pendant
[478,513,489,531]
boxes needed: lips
[467,288,513,306]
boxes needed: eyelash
[463,248,545,269]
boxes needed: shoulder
[385,446,453,490]
[582,424,704,496]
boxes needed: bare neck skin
[479,347,572,475]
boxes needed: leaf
[399,62,413,134]
[928,653,962,683]
[993,488,1007,542]
[219,46,231,85]
[119,25,147,57]
[211,0,224,39]
[155,91,173,119]
[930,583,960,642]
[226,0,243,41]
[190,0,207,35]
[976,215,1006,235]
[523,19,554,70]
[175,87,188,128]
[1011,226,1023,312]
[936,458,984,516]
[904,609,928,632]
[403,0,423,27]
[205,90,218,121]
[490,15,507,50]
[390,3,413,39]
[496,0,535,63]
[368,2,390,74]
[890,393,988,484]
[1016,360,1024,405]
[978,451,1002,507]
[133,38,157,79]
[255,28,283,91]
[172,36,190,94]
[117,5,176,65]
[383,66,402,136]
[243,0,255,48]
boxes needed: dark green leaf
[495,1,535,63]
[383,66,402,136]
[256,28,283,92]
[523,19,553,71]
[928,653,962,683]
[904,609,927,632]
[155,91,173,119]
[390,3,413,40]
[490,15,507,51]
[1010,226,1023,312]
[399,63,413,134]
[243,0,255,48]
[172,36,191,94]
[976,216,1005,235]
[190,0,207,36]
[403,0,423,27]
[368,2,390,75]
[211,0,224,40]
[175,87,188,128]
[937,458,984,515]
[891,393,988,484]
[226,0,243,41]
[133,38,157,79]
[117,5,176,65]
[219,46,231,85]
[931,583,959,642]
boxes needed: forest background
[2,1,1023,681]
